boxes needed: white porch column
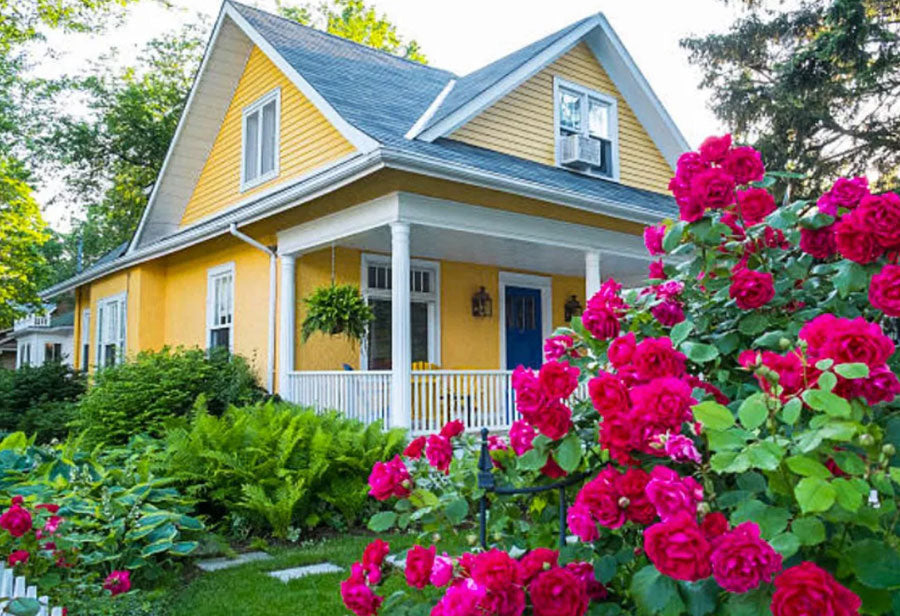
[390,222,412,429]
[585,250,602,299]
[278,254,296,398]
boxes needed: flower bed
[343,135,900,615]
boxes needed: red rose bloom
[439,419,464,439]
[565,561,607,601]
[771,562,861,616]
[35,504,59,514]
[800,225,836,259]
[723,146,765,184]
[690,167,735,210]
[729,268,774,310]
[471,549,520,592]
[607,332,636,367]
[643,512,712,582]
[530,567,589,616]
[616,467,656,524]
[540,455,568,479]
[835,211,885,264]
[7,550,28,567]
[403,436,426,459]
[566,503,599,542]
[509,419,535,456]
[698,134,732,164]
[367,455,412,500]
[575,467,625,529]
[861,365,900,405]
[700,512,729,541]
[737,187,776,225]
[859,192,900,249]
[817,316,894,368]
[405,545,436,589]
[531,400,572,441]
[710,521,782,592]
[362,539,390,570]
[650,300,685,327]
[103,570,131,596]
[425,435,453,474]
[644,224,666,256]
[480,585,526,616]
[644,465,703,522]
[581,307,620,340]
[828,176,869,210]
[870,264,900,316]
[648,259,666,280]
[518,549,559,585]
[588,372,629,418]
[538,361,579,399]
[599,413,639,466]
[544,335,574,360]
[342,564,383,616]
[629,378,696,434]
[632,337,686,381]
[0,504,32,538]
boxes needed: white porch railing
[285,369,588,435]
[13,314,50,332]
[0,563,63,615]
[285,370,391,426]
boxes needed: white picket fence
[285,369,590,435]
[0,564,64,615]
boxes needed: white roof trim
[224,3,378,153]
[405,79,456,140]
[416,16,602,141]
[129,1,379,254]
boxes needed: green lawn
[166,533,420,616]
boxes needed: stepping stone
[267,562,343,582]
[196,551,273,572]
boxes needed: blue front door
[505,286,542,369]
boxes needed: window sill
[240,170,279,193]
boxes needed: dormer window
[554,77,618,179]
[241,88,280,191]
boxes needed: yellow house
[43,1,688,434]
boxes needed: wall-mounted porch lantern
[471,286,493,317]
[564,294,582,322]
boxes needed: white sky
[35,0,744,229]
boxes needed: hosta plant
[343,135,900,616]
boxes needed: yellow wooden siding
[179,46,356,227]
[450,42,673,194]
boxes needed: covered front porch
[276,191,650,434]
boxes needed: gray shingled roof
[229,2,677,216]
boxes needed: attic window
[554,77,618,179]
[241,88,281,191]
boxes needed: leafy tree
[278,0,427,63]
[682,0,900,193]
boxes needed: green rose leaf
[802,389,851,418]
[738,313,769,336]
[556,433,582,473]
[833,363,870,379]
[367,511,398,532]
[780,398,802,425]
[730,500,790,539]
[670,320,694,347]
[5,599,40,616]
[594,555,618,584]
[663,221,686,252]
[832,478,864,512]
[519,448,549,472]
[630,565,685,615]
[791,517,825,546]
[846,539,900,589]
[830,450,867,476]
[833,260,868,297]
[677,579,719,616]
[723,587,772,616]
[444,499,468,525]
[747,442,782,471]
[817,371,837,392]
[693,401,735,431]
[785,455,832,479]
[769,532,800,558]
[681,341,719,364]
[794,477,836,514]
[738,393,769,430]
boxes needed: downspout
[228,224,276,394]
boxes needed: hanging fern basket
[300,283,374,343]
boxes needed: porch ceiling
[337,224,650,286]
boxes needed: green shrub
[75,346,265,444]
[161,400,405,538]
[0,432,202,611]
[0,361,85,441]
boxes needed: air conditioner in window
[559,134,603,170]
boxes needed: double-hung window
[207,263,234,352]
[80,309,91,370]
[44,343,62,364]
[241,88,280,191]
[362,255,440,370]
[18,343,31,368]
[554,77,618,179]
[96,293,126,368]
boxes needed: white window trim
[240,87,281,192]
[206,262,236,354]
[498,271,553,370]
[359,253,441,369]
[553,76,620,181]
[80,308,91,370]
[95,291,127,368]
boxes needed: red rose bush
[345,137,900,615]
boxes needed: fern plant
[300,284,374,343]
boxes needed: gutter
[228,224,276,394]
[42,145,672,298]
